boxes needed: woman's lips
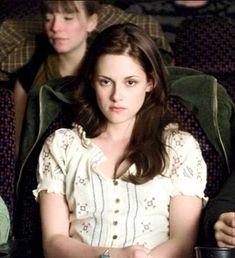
[110,106,126,112]
[51,37,67,43]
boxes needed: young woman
[13,0,99,156]
[34,23,207,258]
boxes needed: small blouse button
[115,198,120,203]
[113,180,118,186]
[113,221,118,226]
[112,235,118,240]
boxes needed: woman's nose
[111,85,123,102]
[51,17,63,32]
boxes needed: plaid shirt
[0,4,173,81]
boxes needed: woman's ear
[146,79,154,92]
[87,14,98,33]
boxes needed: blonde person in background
[13,0,99,157]
[34,23,207,258]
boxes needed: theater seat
[175,16,235,102]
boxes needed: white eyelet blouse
[33,124,207,249]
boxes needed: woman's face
[94,54,153,127]
[44,1,97,55]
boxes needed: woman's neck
[57,44,86,76]
[57,53,82,77]
[100,121,134,142]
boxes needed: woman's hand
[111,245,153,258]
[214,212,235,247]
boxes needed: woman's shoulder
[163,123,202,159]
[164,123,198,145]
[45,125,92,149]
[162,124,207,197]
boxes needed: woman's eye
[100,79,112,87]
[126,80,136,87]
[63,14,75,20]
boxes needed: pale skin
[214,212,235,247]
[13,1,98,156]
[39,54,203,258]
[175,0,208,8]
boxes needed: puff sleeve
[164,129,207,200]
[33,128,76,201]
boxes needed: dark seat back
[0,86,16,232]
[175,17,235,102]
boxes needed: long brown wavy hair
[74,23,173,184]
